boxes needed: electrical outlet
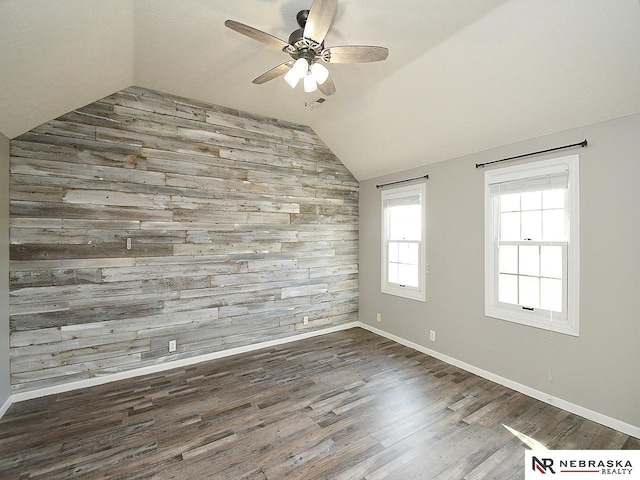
[429,330,436,342]
[376,313,382,322]
[169,340,177,352]
[303,316,309,325]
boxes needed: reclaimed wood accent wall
[8,87,359,393]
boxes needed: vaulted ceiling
[1,0,639,180]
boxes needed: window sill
[382,286,426,302]
[485,305,578,336]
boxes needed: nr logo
[532,456,556,474]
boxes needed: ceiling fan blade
[225,20,290,51]
[252,61,294,84]
[318,75,336,96]
[322,46,389,63]
[304,0,338,44]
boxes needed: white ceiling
[1,0,639,180]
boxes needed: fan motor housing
[288,28,306,47]
[289,9,310,45]
[287,10,324,63]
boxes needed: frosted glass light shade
[310,62,329,84]
[303,73,318,93]
[292,58,308,76]
[284,58,309,89]
[284,68,301,88]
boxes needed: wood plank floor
[1,328,637,479]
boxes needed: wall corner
[0,132,10,413]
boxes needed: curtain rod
[475,139,587,169]
[376,174,429,189]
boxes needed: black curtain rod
[475,139,587,169]
[376,174,429,189]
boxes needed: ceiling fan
[224,0,389,96]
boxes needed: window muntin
[496,187,567,314]
[387,240,420,287]
[381,183,426,301]
[497,242,566,313]
[484,155,579,336]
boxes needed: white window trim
[381,182,427,302]
[484,155,580,336]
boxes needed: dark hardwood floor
[1,328,637,479]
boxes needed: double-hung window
[484,155,579,335]
[381,183,426,302]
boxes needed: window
[484,155,580,335]
[381,183,426,301]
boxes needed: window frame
[484,155,580,336]
[381,182,427,302]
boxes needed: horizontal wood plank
[8,86,359,392]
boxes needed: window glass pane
[541,278,563,312]
[500,212,520,241]
[388,263,399,284]
[542,209,565,241]
[541,246,563,279]
[521,211,542,240]
[398,264,419,287]
[499,245,518,274]
[519,245,540,276]
[500,193,520,212]
[388,242,398,262]
[521,191,542,211]
[388,205,421,240]
[398,242,418,265]
[543,189,565,209]
[519,276,540,308]
[499,274,518,305]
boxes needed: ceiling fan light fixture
[225,0,389,97]
[310,62,329,84]
[303,73,318,93]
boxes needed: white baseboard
[357,322,640,440]
[5,321,640,440]
[9,322,359,405]
[0,395,12,418]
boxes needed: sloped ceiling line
[1,0,639,180]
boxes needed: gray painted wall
[9,87,358,393]
[0,133,10,408]
[360,114,640,429]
